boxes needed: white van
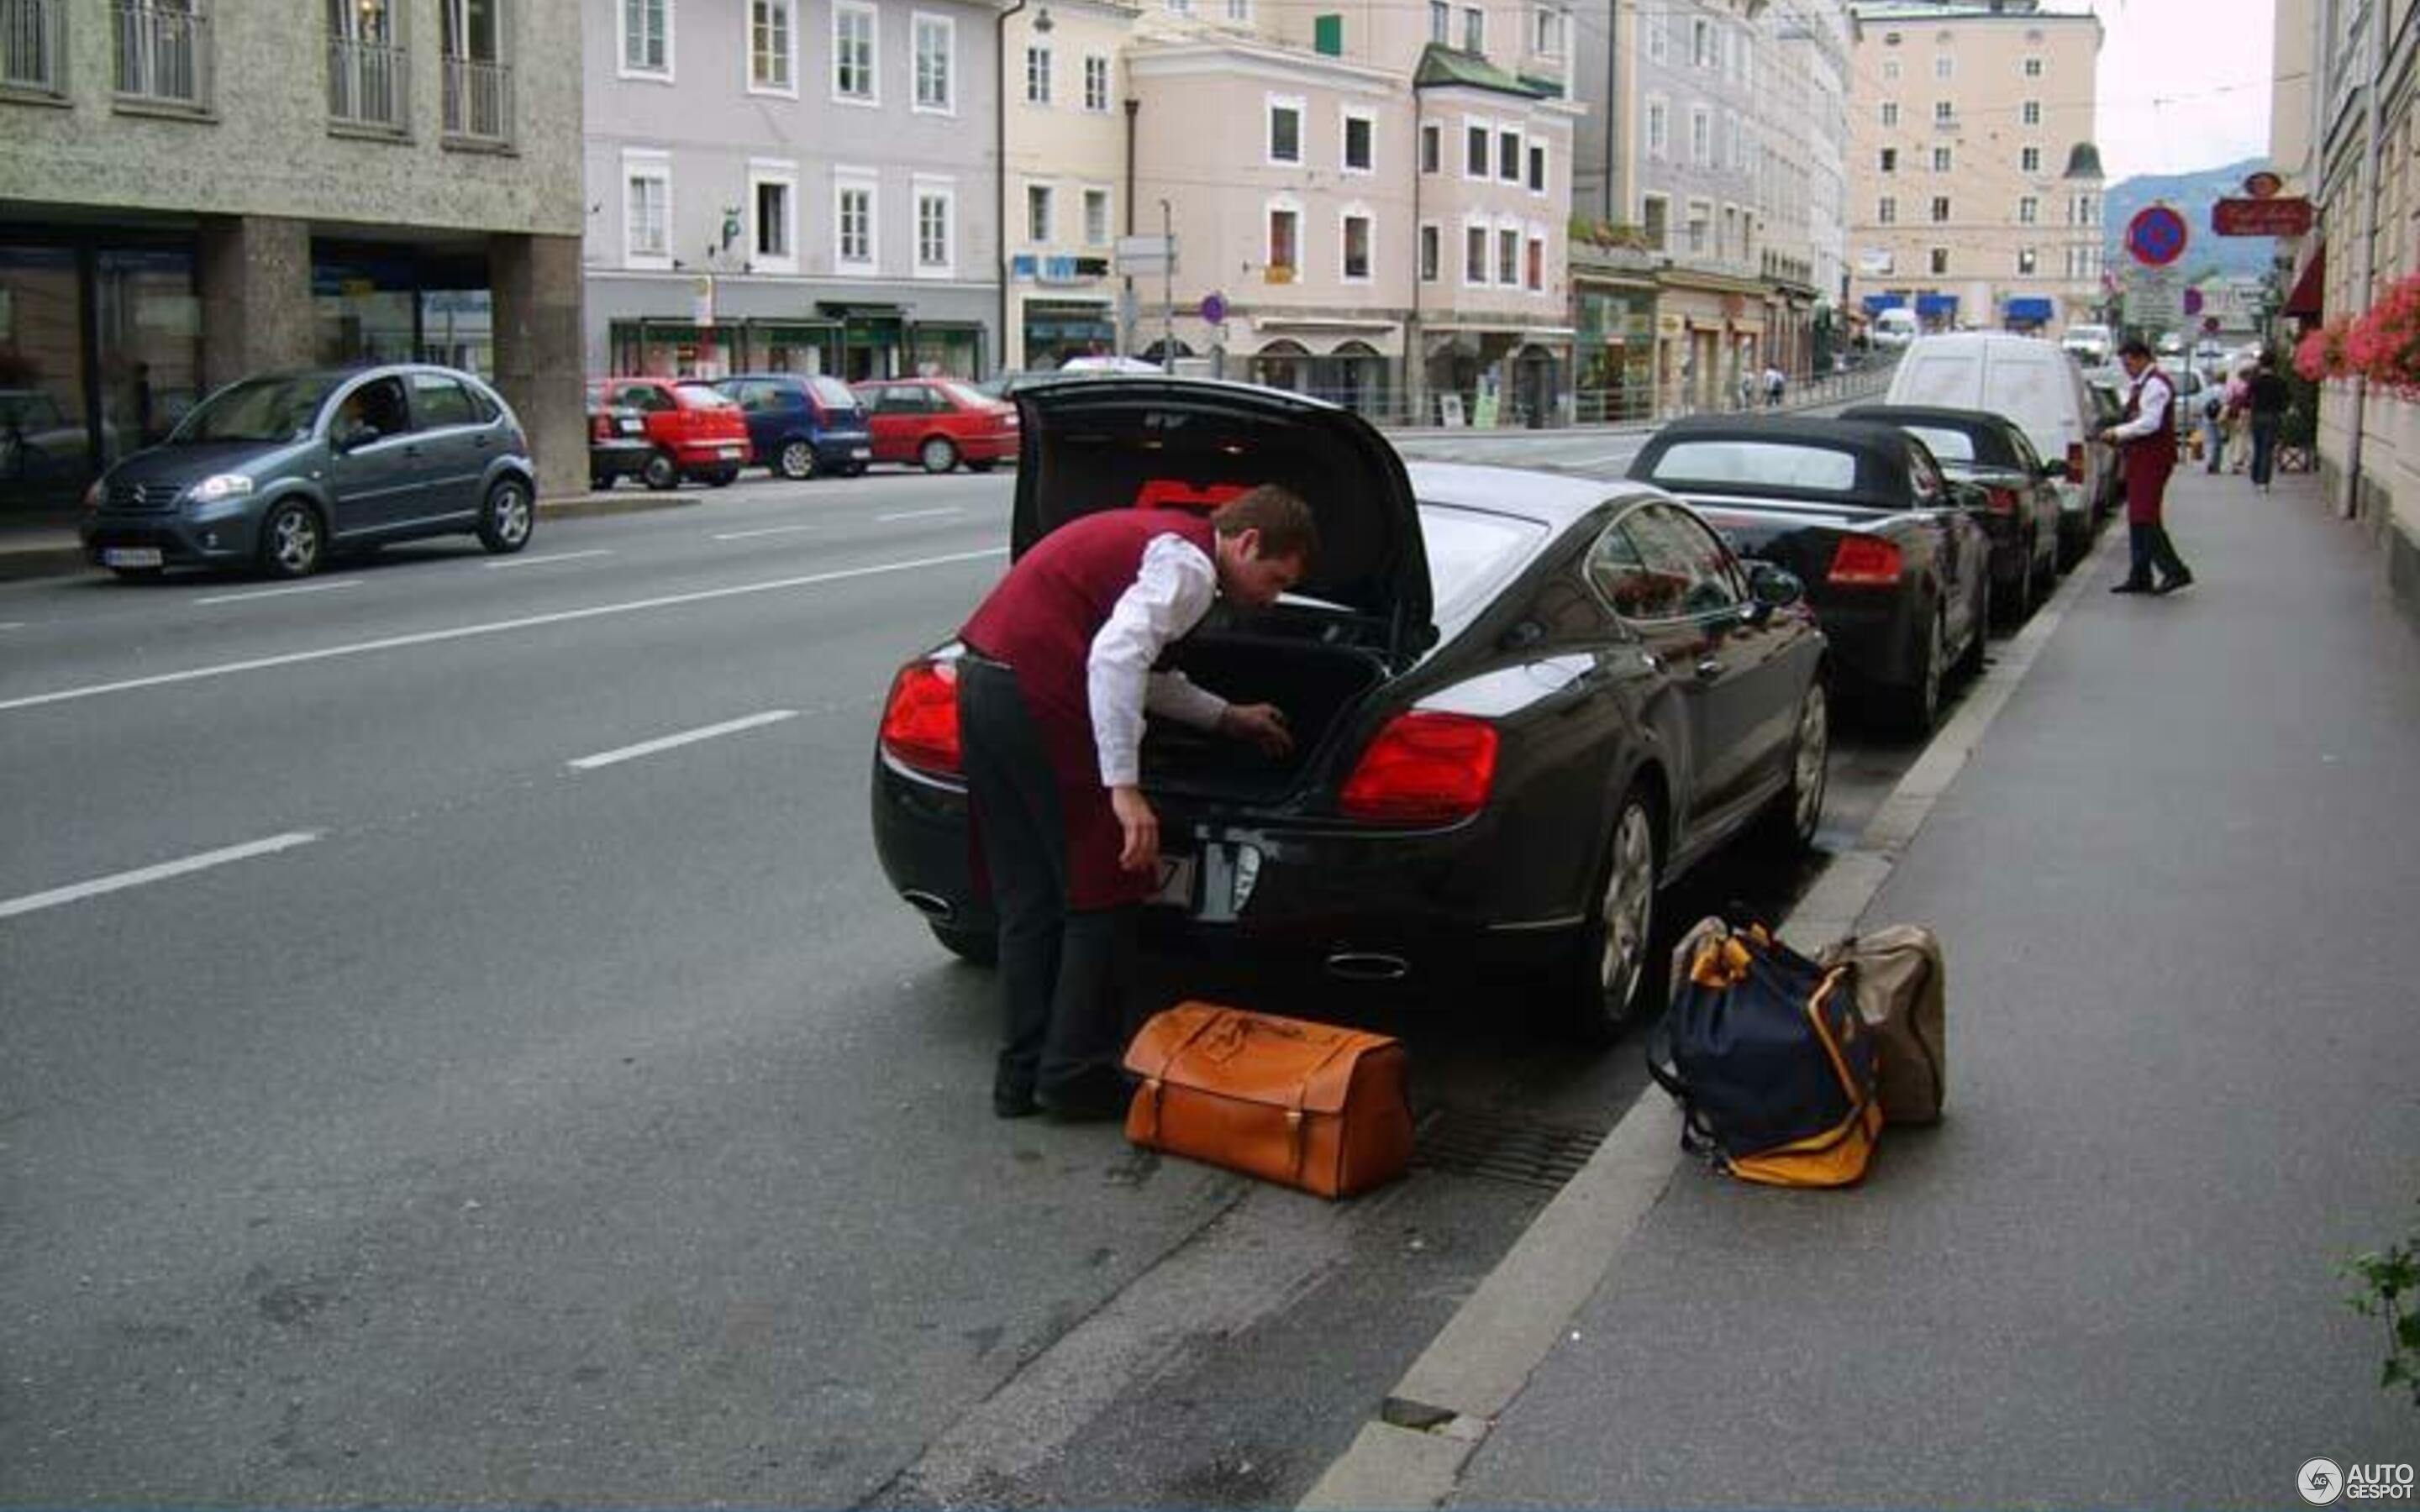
[1886,331,2109,567]
[2060,323,2112,365]
[1871,308,1920,349]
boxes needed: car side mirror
[1748,561,1804,610]
[2043,458,2068,480]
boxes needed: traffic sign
[2183,287,2204,316]
[2212,197,2313,236]
[2126,204,2190,267]
[2128,266,2185,325]
[1199,291,1227,325]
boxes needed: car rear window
[1418,503,1549,623]
[807,375,860,410]
[1642,440,1859,494]
[938,381,995,409]
[1899,424,1981,465]
[672,385,738,410]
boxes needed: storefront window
[1020,300,1114,369]
[419,290,492,375]
[908,324,981,379]
[94,249,201,466]
[0,246,88,510]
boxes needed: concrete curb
[1296,522,2118,1510]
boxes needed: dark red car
[852,376,1018,473]
[588,377,750,489]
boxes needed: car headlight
[192,473,255,502]
[82,479,104,510]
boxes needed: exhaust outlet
[901,890,955,920]
[1326,951,1410,983]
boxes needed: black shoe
[2109,580,2152,595]
[993,1082,1039,1120]
[2153,572,2194,596]
[1037,1071,1133,1124]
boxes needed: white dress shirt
[1088,533,1230,787]
[2109,369,2174,441]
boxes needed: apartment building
[0,0,586,504]
[1845,0,2104,337]
[583,0,1001,383]
[1123,0,1579,423]
[1002,0,1136,370]
[1763,1,1852,367]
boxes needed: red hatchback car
[589,377,750,489]
[853,376,1018,473]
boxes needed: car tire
[1555,787,1661,1042]
[257,500,324,580]
[777,440,815,480]
[1995,549,2033,631]
[641,451,681,491]
[967,459,998,474]
[841,463,869,478]
[1756,681,1829,855]
[592,472,614,491]
[477,476,534,555]
[919,436,959,474]
[1894,603,1945,738]
[929,920,998,965]
[1955,580,1989,679]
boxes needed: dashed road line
[481,549,614,570]
[0,832,321,921]
[712,523,823,542]
[192,580,366,605]
[876,507,963,522]
[568,710,799,771]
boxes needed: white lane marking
[0,546,1008,715]
[481,549,614,570]
[0,832,320,921]
[568,709,799,771]
[713,523,822,542]
[876,507,963,522]
[0,622,25,631]
[192,580,366,606]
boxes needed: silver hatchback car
[81,363,538,580]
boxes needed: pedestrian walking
[1762,364,1786,408]
[2100,338,2194,596]
[955,485,1317,1120]
[2197,381,2225,474]
[2222,365,2254,473]
[2246,350,2290,492]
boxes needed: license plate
[618,417,643,433]
[718,445,743,459]
[103,547,162,569]
[1152,853,1195,908]
[851,447,871,459]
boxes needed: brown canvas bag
[1123,1004,1413,1199]
[1819,925,1947,1125]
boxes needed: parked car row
[587,374,1017,491]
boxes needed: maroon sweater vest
[960,509,1219,906]
[2121,368,2180,523]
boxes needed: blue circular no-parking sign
[2127,205,2189,267]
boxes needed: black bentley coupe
[871,379,1831,1035]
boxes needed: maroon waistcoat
[960,508,1219,906]
[2121,368,2179,523]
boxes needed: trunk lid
[1011,378,1434,662]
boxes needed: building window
[1465,121,1487,176]
[2019,195,2039,224]
[1690,107,1711,167]
[1647,14,1666,64]
[1497,225,1518,284]
[1429,0,1449,45]
[1421,122,1440,172]
[1462,6,1484,53]
[1641,194,1667,249]
[2021,145,2041,173]
[916,180,955,273]
[1342,212,1371,281]
[1344,111,1375,172]
[1685,200,1709,255]
[1025,45,1051,104]
[1270,97,1302,163]
[1694,18,1716,66]
[1525,232,1543,291]
[1227,0,1249,20]
[623,0,670,76]
[751,167,796,266]
[1877,195,1897,225]
[2022,98,2040,126]
[1419,223,1440,281]
[1880,147,1897,172]
[1269,206,1299,276]
[1933,99,1953,125]
[1932,146,1950,172]
[1083,53,1108,112]
[1534,7,1564,56]
[1528,141,1546,193]
[2023,55,2043,77]
[1881,102,1898,126]
[1084,187,1109,244]
[2018,246,2038,276]
[1646,98,1667,158]
[833,3,874,101]
[1933,51,1952,79]
[1930,196,1949,223]
[1026,183,1053,243]
[1881,57,1900,81]
[1497,127,1520,181]
[1726,112,1742,171]
[1465,223,1487,283]
[914,13,954,112]
[836,177,875,264]
[624,156,671,265]
[749,1,793,92]
[2071,193,2097,225]
[1929,246,1949,276]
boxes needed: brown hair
[1213,483,1320,569]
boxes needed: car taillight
[1985,486,2018,514]
[591,412,612,441]
[879,660,961,775]
[2066,442,2086,483]
[1339,711,1497,825]
[1828,535,1903,586]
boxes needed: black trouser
[2125,521,2190,586]
[957,656,1134,1103]
[2249,415,2281,486]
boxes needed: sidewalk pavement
[1307,466,2420,1508]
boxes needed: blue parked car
[699,374,874,480]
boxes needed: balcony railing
[441,53,511,145]
[114,0,209,109]
[327,34,408,131]
[1,0,66,95]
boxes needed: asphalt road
[0,459,1948,1506]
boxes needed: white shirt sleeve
[2111,373,2173,441]
[1089,533,1228,788]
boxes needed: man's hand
[1218,702,1294,759]
[1111,784,1160,874]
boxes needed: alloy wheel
[1793,685,1829,840]
[1597,801,1658,1018]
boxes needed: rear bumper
[590,440,654,479]
[813,434,875,467]
[1805,589,1923,690]
[956,432,1018,463]
[669,438,750,472]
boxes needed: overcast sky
[2087,0,2279,181]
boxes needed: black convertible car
[1628,416,1994,736]
[1840,403,2065,628]
[871,379,1831,1035]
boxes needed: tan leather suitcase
[1123,1003,1413,1199]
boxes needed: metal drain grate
[1413,1105,1611,1193]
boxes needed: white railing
[442,54,510,144]
[327,34,408,130]
[0,0,65,94]
[114,0,208,108]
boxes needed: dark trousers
[2249,415,2281,486]
[957,657,1134,1102]
[2126,521,2190,586]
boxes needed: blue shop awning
[1915,292,1959,318]
[1862,293,1907,314]
[2005,297,2055,322]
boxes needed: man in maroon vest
[958,485,1319,1120]
[2099,337,2196,595]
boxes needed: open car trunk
[1140,631,1390,803]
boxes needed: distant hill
[2103,158,2281,283]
